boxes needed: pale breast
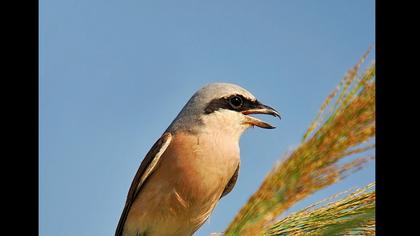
[124,131,240,236]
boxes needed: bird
[115,82,281,236]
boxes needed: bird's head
[167,83,280,138]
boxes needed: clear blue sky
[39,1,375,236]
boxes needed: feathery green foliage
[266,183,375,236]
[223,49,375,236]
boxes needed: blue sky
[39,1,375,235]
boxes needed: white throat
[199,109,249,142]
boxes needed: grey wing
[221,164,240,198]
[115,132,172,236]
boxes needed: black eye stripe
[204,95,259,114]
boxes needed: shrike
[116,83,280,236]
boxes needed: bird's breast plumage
[123,131,240,236]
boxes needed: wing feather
[220,164,239,198]
[115,132,172,236]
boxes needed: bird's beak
[241,103,281,129]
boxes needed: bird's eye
[229,96,243,109]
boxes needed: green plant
[223,48,375,236]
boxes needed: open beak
[241,103,281,129]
